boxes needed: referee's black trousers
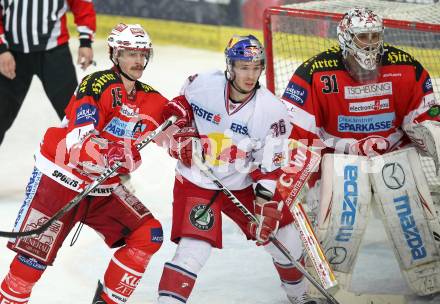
[0,43,77,145]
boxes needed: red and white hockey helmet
[107,23,153,62]
[337,8,384,70]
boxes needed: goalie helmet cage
[263,0,440,99]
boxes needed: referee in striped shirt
[0,0,96,145]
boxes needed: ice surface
[0,40,436,304]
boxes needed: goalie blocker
[311,148,440,296]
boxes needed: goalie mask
[224,34,265,93]
[107,23,153,80]
[337,8,384,80]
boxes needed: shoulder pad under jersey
[76,70,121,101]
[381,44,424,81]
[295,46,344,84]
[135,81,159,94]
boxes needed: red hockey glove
[248,199,283,245]
[163,95,193,128]
[169,127,201,167]
[105,141,142,175]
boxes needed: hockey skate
[92,281,107,304]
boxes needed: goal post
[263,0,440,98]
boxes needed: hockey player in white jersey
[155,35,321,304]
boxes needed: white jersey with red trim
[177,70,291,192]
[282,45,440,158]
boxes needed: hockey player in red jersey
[282,7,440,298]
[0,23,187,304]
[155,35,321,304]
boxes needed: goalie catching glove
[169,127,204,167]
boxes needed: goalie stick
[0,116,177,239]
[191,143,340,304]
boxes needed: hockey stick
[191,149,340,304]
[0,116,177,238]
[279,140,338,292]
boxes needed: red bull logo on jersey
[201,133,250,166]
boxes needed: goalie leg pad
[313,153,372,289]
[370,147,440,296]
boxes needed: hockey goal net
[263,0,440,99]
[263,0,440,189]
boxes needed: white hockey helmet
[107,23,153,64]
[337,8,384,70]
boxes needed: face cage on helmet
[341,30,384,71]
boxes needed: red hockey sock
[158,262,197,303]
[273,256,305,285]
[0,254,46,304]
[100,219,162,304]
[100,251,145,304]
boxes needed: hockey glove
[163,95,193,128]
[248,198,283,245]
[105,141,142,175]
[169,127,202,167]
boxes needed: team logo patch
[15,209,63,262]
[272,152,285,166]
[428,105,440,117]
[189,204,215,231]
[75,103,99,125]
[283,82,308,105]
[423,76,433,93]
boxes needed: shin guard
[0,254,46,304]
[100,219,163,304]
